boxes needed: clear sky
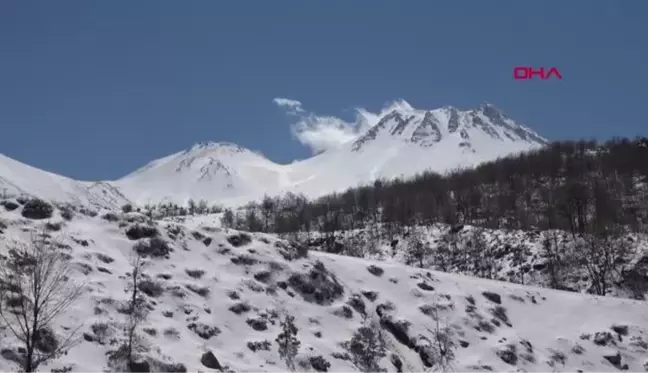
[1,1,646,180]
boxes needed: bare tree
[124,253,147,367]
[425,306,456,373]
[405,229,432,268]
[0,234,84,372]
[575,228,631,296]
[540,230,568,289]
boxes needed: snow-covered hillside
[115,102,548,206]
[0,154,130,209]
[1,200,648,372]
[299,224,648,301]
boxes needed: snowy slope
[0,154,130,209]
[113,142,286,207]
[1,203,648,372]
[116,102,548,206]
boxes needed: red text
[514,66,563,80]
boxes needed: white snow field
[1,203,647,372]
[1,102,548,209]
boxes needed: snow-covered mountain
[1,204,647,372]
[115,102,548,206]
[0,154,130,209]
[0,101,548,208]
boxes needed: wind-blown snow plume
[274,98,415,154]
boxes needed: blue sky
[1,1,646,180]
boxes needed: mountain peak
[384,99,415,113]
[187,141,242,152]
[350,102,546,152]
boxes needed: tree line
[221,137,648,239]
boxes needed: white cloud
[272,97,304,114]
[275,98,414,154]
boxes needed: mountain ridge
[0,101,548,208]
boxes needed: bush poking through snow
[21,198,54,220]
[496,344,518,365]
[133,237,171,258]
[125,224,159,240]
[138,279,165,298]
[275,314,301,371]
[227,233,252,247]
[309,355,331,372]
[287,261,344,305]
[185,269,205,279]
[188,323,220,340]
[346,315,387,373]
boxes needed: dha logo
[514,66,563,80]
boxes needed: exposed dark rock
[128,360,151,372]
[200,351,223,370]
[482,291,502,304]
[417,282,435,291]
[367,265,384,277]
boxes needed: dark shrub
[45,222,62,231]
[227,233,252,247]
[138,280,165,297]
[101,212,120,222]
[275,240,309,261]
[247,340,272,352]
[185,284,210,297]
[246,317,268,331]
[21,199,54,220]
[287,261,344,305]
[134,237,171,258]
[121,204,133,213]
[96,253,115,264]
[310,355,331,372]
[228,302,251,314]
[34,327,58,353]
[126,224,159,240]
[496,344,518,365]
[1,200,19,211]
[188,323,220,340]
[185,269,205,279]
